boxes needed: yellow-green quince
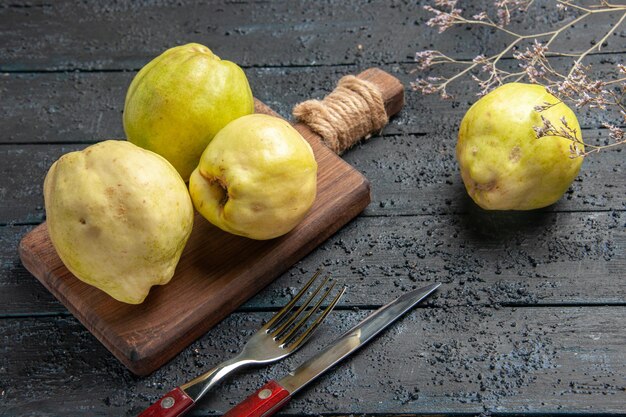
[43,140,194,304]
[123,43,254,181]
[457,82,584,210]
[189,114,318,240]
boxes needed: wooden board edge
[126,173,371,375]
[17,168,371,376]
[18,223,48,282]
[18,224,137,369]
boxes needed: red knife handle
[138,387,195,417]
[223,380,291,417]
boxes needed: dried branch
[412,0,626,156]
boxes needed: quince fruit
[43,140,194,304]
[457,83,583,210]
[189,114,317,240]
[123,43,254,181]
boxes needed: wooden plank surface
[1,0,624,71]
[2,130,623,225]
[1,308,625,416]
[1,0,625,415]
[1,55,623,225]
[2,56,621,145]
[4,210,625,316]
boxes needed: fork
[138,271,346,417]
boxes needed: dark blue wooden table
[1,1,624,416]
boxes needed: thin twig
[414,0,626,156]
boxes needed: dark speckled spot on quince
[509,146,521,162]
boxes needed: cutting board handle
[355,68,405,119]
[292,67,404,155]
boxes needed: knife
[221,282,440,417]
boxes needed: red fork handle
[223,380,291,417]
[137,387,195,417]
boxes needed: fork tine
[263,269,322,331]
[282,285,346,349]
[277,280,337,346]
[271,274,331,337]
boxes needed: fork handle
[137,356,249,417]
[137,387,194,417]
[222,380,291,417]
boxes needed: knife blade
[221,282,440,417]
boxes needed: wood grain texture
[246,210,626,308]
[346,131,626,216]
[2,130,622,225]
[1,56,621,147]
[1,56,622,225]
[0,0,624,71]
[17,69,404,375]
[2,307,625,416]
[1,0,625,415]
[4,210,624,316]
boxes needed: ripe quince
[189,114,317,240]
[457,83,583,210]
[43,140,194,304]
[123,43,254,181]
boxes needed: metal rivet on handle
[161,397,175,409]
[258,389,272,399]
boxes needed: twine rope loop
[293,75,388,154]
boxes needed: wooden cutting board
[19,68,404,376]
